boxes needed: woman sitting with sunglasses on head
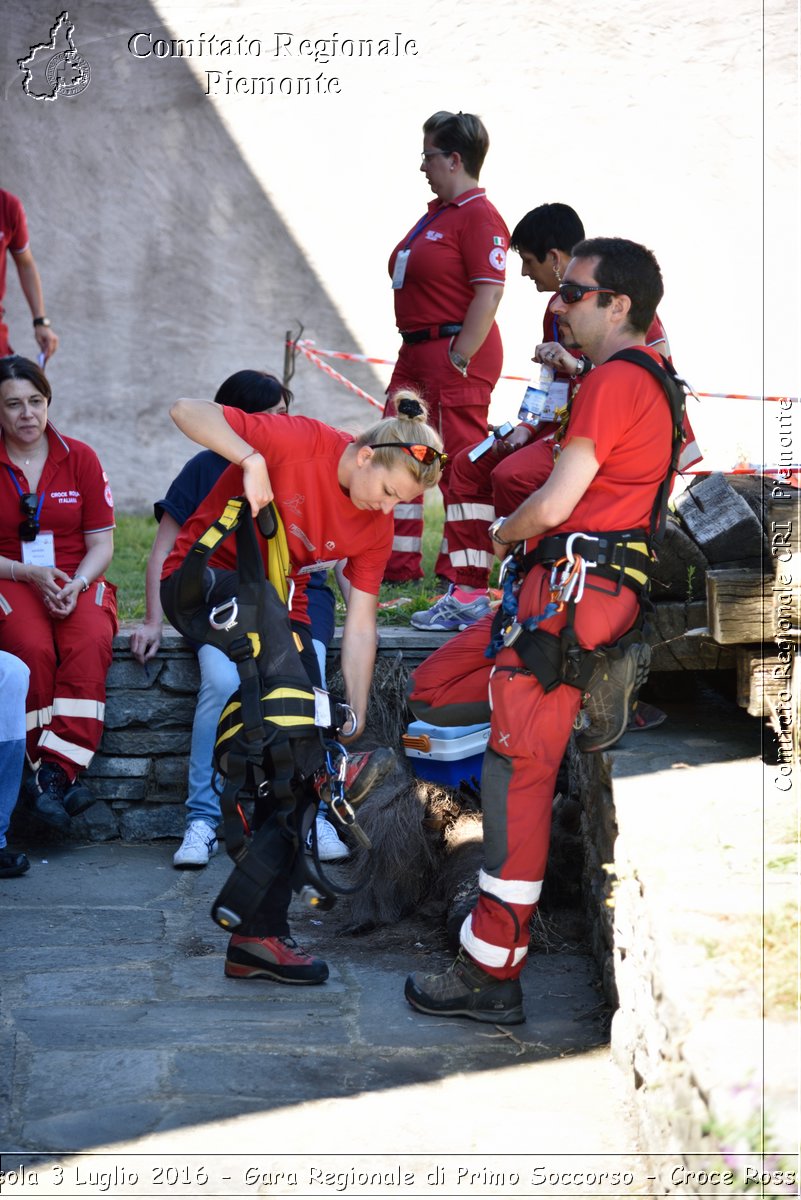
[162,388,444,986]
[0,355,116,834]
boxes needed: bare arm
[170,399,272,517]
[12,247,59,360]
[491,438,600,553]
[450,282,504,364]
[338,586,379,742]
[130,513,181,663]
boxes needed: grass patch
[108,489,496,625]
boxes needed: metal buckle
[503,621,523,647]
[209,598,238,630]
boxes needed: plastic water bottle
[518,363,555,426]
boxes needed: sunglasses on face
[19,493,39,542]
[368,442,448,467]
[558,283,617,304]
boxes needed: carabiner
[209,598,239,631]
[565,531,599,569]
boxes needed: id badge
[541,380,569,422]
[391,249,410,289]
[21,531,56,568]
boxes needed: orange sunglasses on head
[368,442,447,466]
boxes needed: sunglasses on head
[18,493,39,542]
[368,442,447,467]
[558,283,617,304]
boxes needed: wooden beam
[707,569,774,645]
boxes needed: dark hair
[423,111,490,179]
[213,370,291,413]
[0,355,52,405]
[510,203,585,261]
[571,237,664,334]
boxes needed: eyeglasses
[18,493,39,542]
[420,150,450,163]
[557,283,617,305]
[368,442,448,467]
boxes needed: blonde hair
[355,389,444,488]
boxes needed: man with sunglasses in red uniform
[404,237,683,1024]
[412,202,686,632]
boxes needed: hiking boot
[63,777,95,817]
[626,700,667,732]
[173,820,219,869]
[576,641,652,754]
[306,815,349,862]
[0,850,30,878]
[24,762,71,833]
[405,949,525,1025]
[410,586,490,632]
[313,747,396,810]
[225,934,329,984]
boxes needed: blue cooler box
[401,719,490,787]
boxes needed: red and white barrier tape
[291,339,798,405]
[294,341,383,410]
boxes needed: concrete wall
[2,0,798,513]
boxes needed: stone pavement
[0,838,643,1191]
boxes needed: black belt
[400,323,463,345]
[524,530,653,593]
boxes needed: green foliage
[107,513,156,622]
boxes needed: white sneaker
[307,816,349,862]
[173,820,219,869]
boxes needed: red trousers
[0,578,117,777]
[409,567,638,978]
[383,342,493,582]
[444,432,557,589]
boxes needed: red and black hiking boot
[225,934,329,985]
[312,746,396,809]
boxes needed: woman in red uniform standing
[385,110,508,586]
[0,356,116,833]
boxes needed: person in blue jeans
[132,371,388,867]
[0,651,31,877]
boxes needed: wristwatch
[574,354,592,378]
[33,316,51,328]
[448,344,470,376]
[73,574,89,592]
[488,516,512,545]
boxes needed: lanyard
[5,466,45,521]
[402,204,451,251]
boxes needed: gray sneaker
[411,587,490,631]
[576,641,652,753]
[405,949,524,1025]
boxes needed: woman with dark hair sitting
[0,356,116,832]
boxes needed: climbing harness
[160,496,370,932]
[486,349,689,695]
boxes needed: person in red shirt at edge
[384,110,508,584]
[0,188,59,362]
[412,202,699,633]
[404,238,684,1025]
[0,356,116,834]
[162,392,444,986]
